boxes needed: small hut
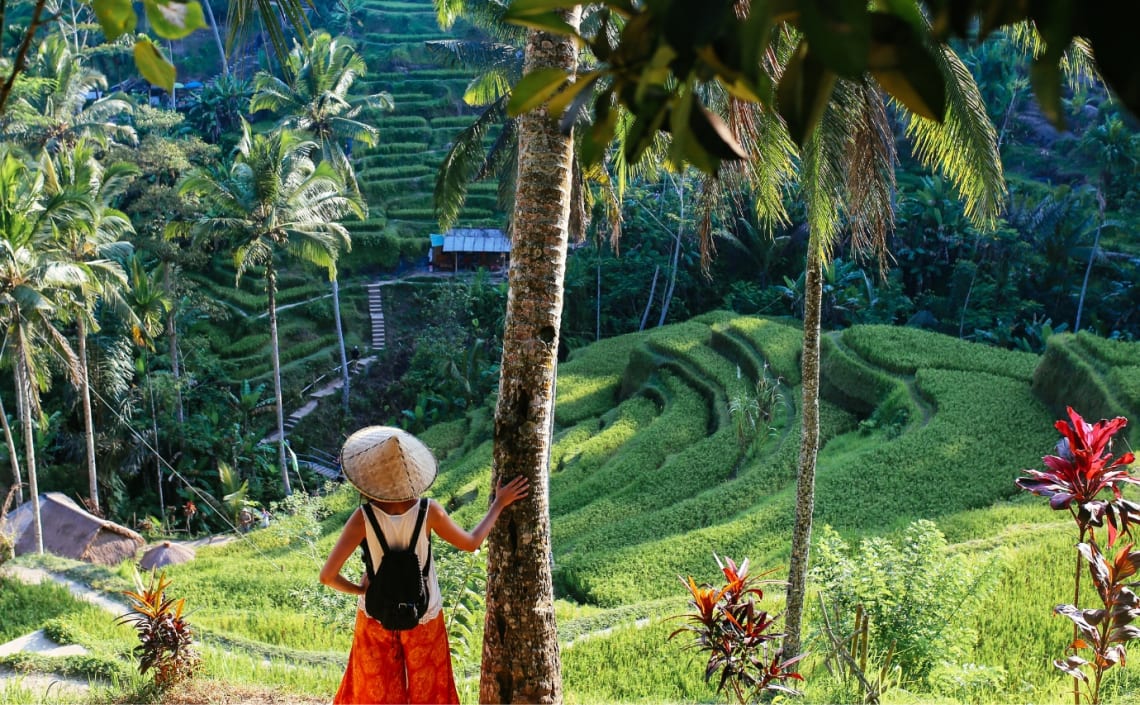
[428,228,510,272]
[8,493,144,565]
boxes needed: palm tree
[41,141,136,514]
[180,121,360,496]
[1,35,136,152]
[250,31,393,198]
[426,0,527,230]
[0,147,86,553]
[737,40,1005,657]
[479,16,580,703]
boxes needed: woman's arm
[430,476,529,552]
[319,507,369,596]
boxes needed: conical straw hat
[340,426,437,502]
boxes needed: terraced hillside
[431,314,1138,606]
[343,0,507,244]
[185,255,371,389]
[15,315,1135,702]
[182,1,504,427]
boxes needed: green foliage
[0,577,91,643]
[842,325,1039,380]
[811,521,991,683]
[556,332,645,426]
[118,570,202,690]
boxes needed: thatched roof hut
[138,541,195,570]
[8,493,144,565]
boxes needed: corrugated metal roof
[440,228,510,253]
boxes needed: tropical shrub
[118,570,202,690]
[1016,408,1138,705]
[811,521,990,683]
[671,555,804,702]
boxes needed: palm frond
[845,82,894,269]
[433,100,506,230]
[901,44,1005,229]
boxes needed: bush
[811,521,991,683]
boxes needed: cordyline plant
[117,569,202,690]
[1016,407,1137,705]
[671,555,805,703]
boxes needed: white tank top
[357,500,443,624]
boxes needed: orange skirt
[333,610,459,705]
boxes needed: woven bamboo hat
[340,426,438,501]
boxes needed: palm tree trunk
[267,264,292,496]
[479,17,579,704]
[201,0,230,76]
[784,245,823,660]
[1075,193,1105,333]
[639,265,659,332]
[595,247,601,341]
[0,392,23,505]
[657,177,684,328]
[77,316,99,512]
[15,350,42,554]
[166,262,185,425]
[332,276,350,414]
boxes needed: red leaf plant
[1017,407,1137,704]
[671,555,805,703]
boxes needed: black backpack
[359,499,432,631]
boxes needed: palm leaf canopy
[180,122,359,284]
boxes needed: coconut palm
[41,141,137,513]
[725,35,1005,656]
[179,121,360,496]
[250,31,393,198]
[0,147,86,553]
[1,35,136,152]
[479,14,581,701]
[426,0,527,230]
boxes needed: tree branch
[0,0,53,115]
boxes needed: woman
[320,425,528,704]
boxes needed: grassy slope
[6,315,1138,703]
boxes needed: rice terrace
[0,0,1139,704]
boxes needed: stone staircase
[262,280,390,445]
[367,282,386,350]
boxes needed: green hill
[7,315,1139,703]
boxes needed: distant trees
[179,121,360,496]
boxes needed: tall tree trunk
[784,245,823,659]
[657,177,684,328]
[0,392,23,505]
[202,0,230,76]
[1075,193,1105,334]
[480,16,579,704]
[77,316,99,513]
[595,247,601,341]
[332,277,350,414]
[639,265,660,332]
[166,262,184,425]
[267,265,292,496]
[15,341,42,554]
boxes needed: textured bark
[0,392,21,505]
[479,18,579,705]
[166,262,184,425]
[77,317,99,512]
[332,277,350,413]
[267,265,292,496]
[14,331,42,553]
[783,246,823,659]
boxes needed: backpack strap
[412,498,431,580]
[360,500,432,581]
[360,504,388,581]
